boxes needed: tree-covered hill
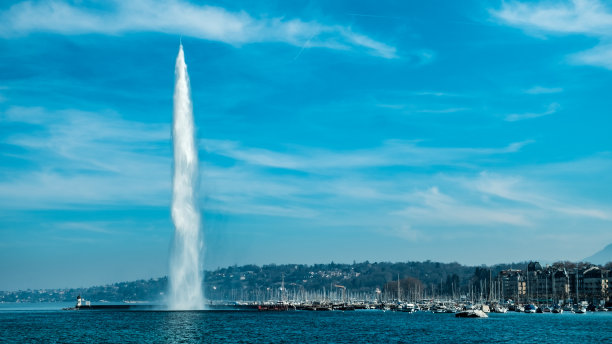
[2,260,608,303]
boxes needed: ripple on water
[0,309,611,343]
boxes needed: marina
[3,303,612,344]
[61,294,612,315]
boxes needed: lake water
[1,305,611,343]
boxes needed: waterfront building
[500,262,609,305]
[568,269,584,303]
[582,267,608,304]
[498,269,526,302]
[533,267,570,304]
[609,271,612,302]
[526,261,542,303]
[551,268,570,303]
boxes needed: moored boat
[399,303,418,313]
[551,305,563,314]
[492,305,508,313]
[455,310,488,318]
[524,304,537,313]
[575,306,586,314]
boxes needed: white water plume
[168,43,205,310]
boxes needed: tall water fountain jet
[168,43,205,310]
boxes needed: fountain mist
[168,44,205,310]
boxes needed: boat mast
[397,274,401,303]
[489,269,492,303]
[575,267,579,306]
[545,272,548,307]
[526,263,529,305]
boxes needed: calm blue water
[1,306,611,343]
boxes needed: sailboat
[551,304,563,313]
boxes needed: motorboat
[399,303,418,313]
[492,305,508,313]
[524,304,537,313]
[455,310,488,318]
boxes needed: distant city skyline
[1,0,611,291]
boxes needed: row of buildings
[498,262,610,305]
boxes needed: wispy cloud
[524,86,563,94]
[409,49,436,65]
[209,201,318,219]
[202,139,533,172]
[0,0,397,58]
[2,106,610,239]
[380,225,429,242]
[412,91,462,97]
[56,221,116,234]
[0,106,171,208]
[416,107,470,114]
[570,43,612,69]
[469,171,610,220]
[505,102,560,122]
[199,138,612,235]
[492,0,612,69]
[493,0,612,35]
[393,186,532,227]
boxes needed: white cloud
[384,165,611,238]
[493,0,612,35]
[0,106,171,208]
[202,138,533,172]
[382,225,428,242]
[0,0,397,58]
[469,171,610,220]
[412,91,464,97]
[492,0,612,70]
[56,221,118,234]
[393,186,532,227]
[416,107,470,114]
[209,201,318,219]
[524,86,563,94]
[201,139,612,232]
[505,102,560,121]
[570,43,612,69]
[2,106,610,238]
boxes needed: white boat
[432,304,454,313]
[492,305,508,313]
[552,305,563,314]
[400,303,418,313]
[524,304,537,313]
[455,310,488,318]
[575,306,586,314]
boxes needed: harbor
[5,302,612,344]
[64,295,612,315]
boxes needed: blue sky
[1,0,611,290]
